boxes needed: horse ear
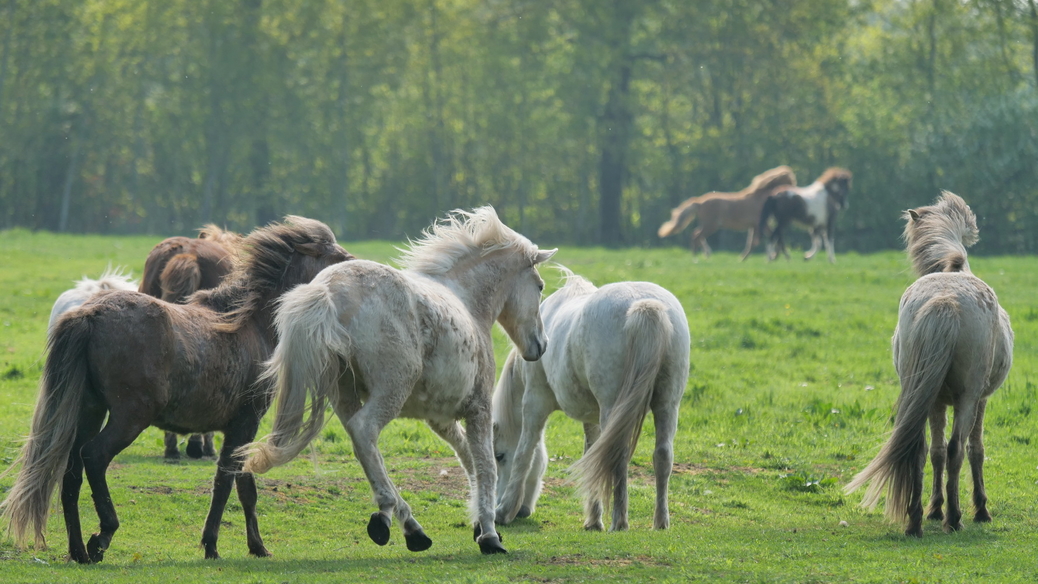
[908,209,921,222]
[294,242,323,256]
[534,248,558,264]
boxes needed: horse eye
[495,453,505,463]
[537,282,544,292]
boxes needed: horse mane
[551,264,597,296]
[398,206,539,275]
[76,265,136,293]
[747,165,797,195]
[903,191,978,277]
[199,216,338,331]
[817,167,852,185]
[198,224,242,248]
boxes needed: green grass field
[2,228,1038,583]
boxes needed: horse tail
[844,295,960,524]
[1,313,93,548]
[159,253,202,303]
[657,201,698,238]
[570,299,673,514]
[241,279,350,474]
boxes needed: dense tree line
[0,0,1035,253]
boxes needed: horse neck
[439,254,519,327]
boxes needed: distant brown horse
[0,217,352,563]
[140,225,241,460]
[658,166,797,260]
[845,192,1012,537]
[758,168,853,263]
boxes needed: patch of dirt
[544,553,670,568]
[126,485,174,495]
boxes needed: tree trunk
[598,60,632,247]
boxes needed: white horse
[493,268,690,531]
[241,207,555,554]
[48,266,137,331]
[845,191,1013,537]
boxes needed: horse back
[140,237,236,298]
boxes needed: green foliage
[4,236,1038,581]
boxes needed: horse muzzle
[521,336,547,362]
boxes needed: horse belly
[398,353,481,422]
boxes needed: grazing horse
[845,191,1013,537]
[758,167,852,263]
[140,225,241,460]
[493,268,690,532]
[657,166,796,260]
[241,207,555,555]
[0,217,352,563]
[48,267,137,332]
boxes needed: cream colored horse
[242,207,555,555]
[47,266,137,332]
[845,191,1013,537]
[493,268,690,531]
[658,166,796,260]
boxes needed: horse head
[821,167,853,210]
[497,248,556,362]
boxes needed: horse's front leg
[739,228,755,262]
[968,399,991,523]
[926,405,947,521]
[466,406,507,554]
[804,230,822,260]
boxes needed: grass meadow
[2,228,1038,583]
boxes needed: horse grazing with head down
[0,217,352,563]
[48,267,137,332]
[658,165,796,260]
[241,207,555,555]
[493,268,690,532]
[845,191,1012,537]
[758,167,852,263]
[140,224,241,460]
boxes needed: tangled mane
[398,206,540,275]
[903,191,979,277]
[748,165,797,195]
[199,216,339,331]
[551,264,597,297]
[818,167,853,186]
[198,224,242,248]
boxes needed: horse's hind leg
[739,229,755,262]
[968,398,991,523]
[582,422,604,531]
[428,420,475,481]
[804,231,822,260]
[62,405,106,563]
[943,399,980,532]
[186,433,216,459]
[163,431,181,460]
[80,414,152,563]
[926,405,947,521]
[202,414,270,559]
[651,395,680,530]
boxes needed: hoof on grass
[368,513,391,546]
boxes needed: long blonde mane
[903,191,978,276]
[398,206,541,275]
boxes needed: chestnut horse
[140,225,240,459]
[845,192,1013,537]
[658,166,796,260]
[0,217,352,563]
[758,167,852,263]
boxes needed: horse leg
[61,405,106,564]
[582,422,604,531]
[80,414,151,563]
[163,431,181,460]
[201,414,270,559]
[519,440,548,518]
[822,225,836,263]
[968,398,991,522]
[203,432,217,457]
[943,400,980,532]
[495,400,554,525]
[739,229,755,262]
[926,405,947,521]
[187,433,217,458]
[428,420,475,481]
[804,230,822,260]
[651,397,679,530]
[690,228,705,257]
[905,426,927,538]
[465,405,507,554]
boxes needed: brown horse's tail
[570,299,672,517]
[1,313,93,548]
[657,201,698,238]
[240,278,350,474]
[159,253,202,303]
[844,295,960,525]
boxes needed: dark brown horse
[757,168,853,263]
[0,217,352,563]
[140,225,240,459]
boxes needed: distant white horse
[493,268,690,531]
[845,191,1013,537]
[48,267,137,331]
[241,207,555,555]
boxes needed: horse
[0,216,352,563]
[240,207,555,555]
[47,267,137,332]
[758,167,852,263]
[140,224,241,460]
[844,191,1013,537]
[492,268,690,532]
[657,166,796,260]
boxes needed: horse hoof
[943,520,963,533]
[249,546,273,558]
[86,534,106,563]
[164,449,181,461]
[974,509,992,523]
[904,527,923,538]
[477,535,507,555]
[186,438,205,459]
[926,509,943,521]
[69,546,92,565]
[205,549,220,560]
[516,505,532,519]
[405,530,433,552]
[368,513,392,546]
[584,523,603,532]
